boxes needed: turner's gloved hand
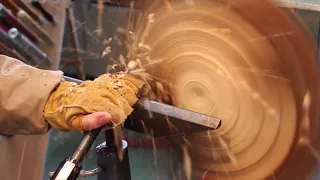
[44,72,144,133]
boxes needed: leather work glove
[44,72,145,133]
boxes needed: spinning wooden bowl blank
[134,0,320,179]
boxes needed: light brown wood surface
[133,0,320,179]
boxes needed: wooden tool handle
[13,0,45,25]
[1,0,20,14]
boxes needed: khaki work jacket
[0,55,63,179]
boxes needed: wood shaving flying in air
[102,47,111,57]
[102,37,113,45]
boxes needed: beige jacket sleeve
[0,55,63,135]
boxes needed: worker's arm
[0,55,144,136]
[0,55,63,135]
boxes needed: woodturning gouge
[49,76,222,180]
[62,76,222,133]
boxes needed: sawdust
[182,145,192,180]
[102,46,111,57]
[101,37,113,45]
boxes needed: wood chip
[102,47,111,57]
[116,81,122,87]
[119,74,125,78]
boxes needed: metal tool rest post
[96,128,131,180]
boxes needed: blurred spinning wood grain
[132,0,320,179]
